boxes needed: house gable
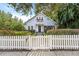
[24,12,57,26]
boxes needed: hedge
[14,31,34,35]
[46,29,79,35]
[0,29,79,35]
[0,30,34,36]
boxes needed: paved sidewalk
[27,50,79,56]
[0,51,30,56]
[0,50,79,56]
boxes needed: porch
[35,24,56,34]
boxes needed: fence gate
[28,35,52,50]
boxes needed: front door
[38,26,41,32]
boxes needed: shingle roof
[24,12,57,25]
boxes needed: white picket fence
[51,35,79,49]
[0,35,79,50]
[0,36,29,50]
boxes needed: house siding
[24,12,57,32]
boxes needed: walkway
[0,50,79,56]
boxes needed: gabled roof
[24,12,57,25]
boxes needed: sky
[0,3,35,22]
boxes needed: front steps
[36,32,44,35]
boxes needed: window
[37,17,40,22]
[37,17,43,22]
[31,26,33,30]
[41,17,43,21]
[28,26,30,30]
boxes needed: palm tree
[58,3,79,28]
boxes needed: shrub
[46,29,79,35]
[0,30,15,36]
[0,30,34,36]
[14,31,34,35]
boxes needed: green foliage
[8,3,79,29]
[0,10,25,31]
[46,29,79,35]
[0,30,34,36]
[14,31,34,35]
[58,4,79,28]
[0,30,15,36]
[36,3,79,29]
[36,4,63,22]
[9,3,32,15]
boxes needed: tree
[58,3,79,28]
[8,3,79,28]
[0,10,25,31]
[9,3,32,15]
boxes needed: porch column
[35,25,38,32]
[41,25,44,32]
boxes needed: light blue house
[24,12,57,33]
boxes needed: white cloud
[17,15,30,22]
